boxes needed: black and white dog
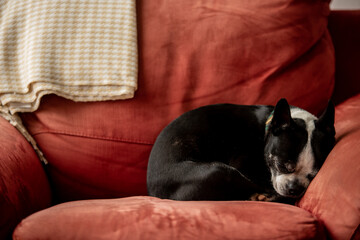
[147,99,335,203]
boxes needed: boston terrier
[147,99,335,203]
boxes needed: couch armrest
[298,94,360,240]
[0,117,51,239]
[329,10,360,105]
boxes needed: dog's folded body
[147,99,335,203]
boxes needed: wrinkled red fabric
[13,196,325,240]
[0,117,51,240]
[298,94,360,240]
[21,0,334,202]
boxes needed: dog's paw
[249,193,276,202]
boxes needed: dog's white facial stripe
[272,108,318,197]
[290,108,317,123]
[291,108,317,178]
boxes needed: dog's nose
[286,181,305,197]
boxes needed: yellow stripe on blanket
[0,0,138,114]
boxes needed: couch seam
[31,130,154,145]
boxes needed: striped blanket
[0,0,138,114]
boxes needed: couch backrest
[21,0,335,202]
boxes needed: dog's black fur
[147,99,335,203]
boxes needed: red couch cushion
[21,0,334,201]
[13,196,326,240]
[298,94,360,240]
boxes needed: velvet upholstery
[13,197,325,240]
[329,11,360,104]
[0,1,359,240]
[0,118,51,240]
[298,94,360,240]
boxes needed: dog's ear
[270,98,292,134]
[316,100,335,136]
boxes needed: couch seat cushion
[13,196,325,240]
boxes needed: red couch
[1,1,359,239]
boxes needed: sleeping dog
[147,99,335,203]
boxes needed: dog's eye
[284,162,296,173]
[275,161,296,174]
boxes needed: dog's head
[264,99,335,198]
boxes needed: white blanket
[0,0,138,114]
